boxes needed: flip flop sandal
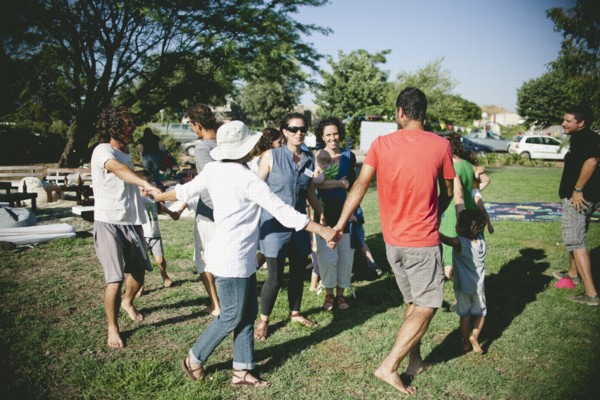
[182,356,204,382]
[231,371,270,388]
[290,314,316,327]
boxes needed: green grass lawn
[1,166,598,399]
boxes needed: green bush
[477,152,562,168]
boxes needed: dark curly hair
[457,209,486,239]
[188,104,219,130]
[315,117,345,147]
[448,132,478,165]
[96,106,134,144]
[248,127,282,158]
[565,104,594,126]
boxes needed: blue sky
[295,0,574,112]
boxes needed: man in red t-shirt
[333,88,455,395]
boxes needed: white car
[508,134,567,160]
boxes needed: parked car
[461,136,495,157]
[148,122,196,143]
[508,134,567,160]
[466,130,511,152]
[180,139,201,157]
[434,132,494,157]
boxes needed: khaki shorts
[562,198,599,252]
[145,236,164,258]
[194,216,215,273]
[94,221,152,284]
[386,244,444,308]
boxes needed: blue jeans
[189,273,258,370]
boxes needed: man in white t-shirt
[91,107,159,349]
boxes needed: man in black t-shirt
[553,104,600,306]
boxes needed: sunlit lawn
[1,165,598,399]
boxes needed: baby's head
[456,209,486,239]
[316,151,332,170]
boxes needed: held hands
[318,225,337,244]
[325,224,344,249]
[143,186,162,200]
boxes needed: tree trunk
[58,113,97,167]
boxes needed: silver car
[466,130,511,152]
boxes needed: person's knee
[104,282,122,298]
[155,256,166,266]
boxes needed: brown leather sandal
[335,296,350,310]
[182,356,204,382]
[254,320,269,341]
[290,313,316,327]
[323,294,334,311]
[231,370,270,388]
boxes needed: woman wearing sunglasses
[255,112,324,340]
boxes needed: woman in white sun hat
[151,120,335,388]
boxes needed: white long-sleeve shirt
[175,161,309,277]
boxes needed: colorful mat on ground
[485,202,600,223]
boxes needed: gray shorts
[94,221,152,284]
[145,237,164,258]
[455,290,487,317]
[386,244,444,308]
[562,198,599,252]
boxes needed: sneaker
[568,294,600,306]
[553,270,581,285]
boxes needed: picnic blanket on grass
[485,202,600,223]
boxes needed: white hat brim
[210,131,263,161]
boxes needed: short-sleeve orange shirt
[364,129,455,247]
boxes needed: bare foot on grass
[107,328,124,349]
[161,273,172,288]
[405,361,432,377]
[374,367,416,395]
[121,302,144,322]
[469,335,484,355]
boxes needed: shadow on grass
[427,247,550,364]
[206,275,403,376]
[590,246,600,284]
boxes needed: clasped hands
[142,186,162,200]
[319,225,344,249]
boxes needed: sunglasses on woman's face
[286,126,308,134]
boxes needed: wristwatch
[574,187,583,193]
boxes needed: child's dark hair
[136,169,151,181]
[457,209,486,239]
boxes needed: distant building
[474,105,524,128]
[294,103,318,127]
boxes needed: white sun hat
[210,121,263,161]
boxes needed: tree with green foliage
[314,49,392,119]
[518,0,599,129]
[395,58,481,127]
[1,0,328,166]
